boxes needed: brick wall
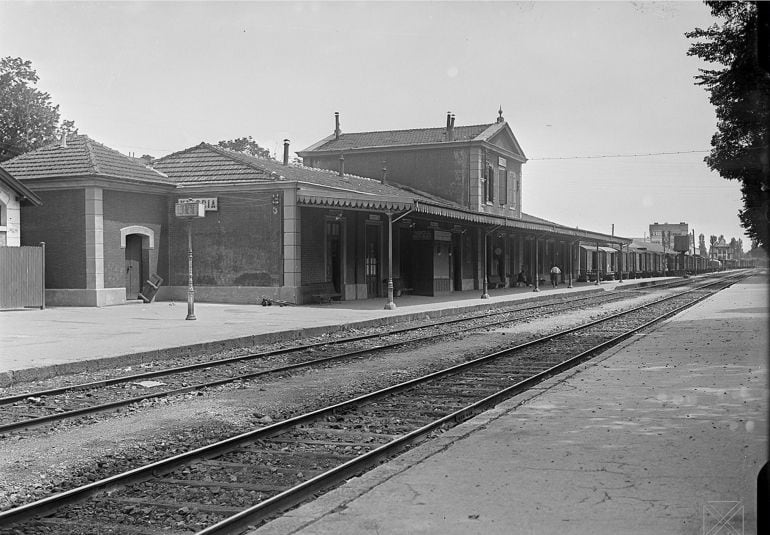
[103,190,168,288]
[168,191,282,286]
[308,147,470,207]
[21,189,86,289]
[301,208,326,284]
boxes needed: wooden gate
[0,244,45,309]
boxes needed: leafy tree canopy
[217,136,273,159]
[0,56,76,162]
[687,2,770,252]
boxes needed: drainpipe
[595,241,600,285]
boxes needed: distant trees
[687,2,770,252]
[217,136,273,159]
[0,56,76,162]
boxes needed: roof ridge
[82,135,169,178]
[81,136,101,175]
[202,143,281,178]
[336,123,494,137]
[208,144,381,183]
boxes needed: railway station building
[2,112,633,307]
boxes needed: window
[486,164,494,203]
[500,170,508,206]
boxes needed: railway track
[0,273,743,534]
[0,274,728,434]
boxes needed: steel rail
[0,275,740,529]
[0,273,708,405]
[0,291,600,405]
[0,275,734,433]
[198,276,732,535]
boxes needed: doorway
[451,233,462,291]
[326,220,342,293]
[125,234,143,299]
[365,223,381,298]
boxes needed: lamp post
[175,201,206,320]
[481,231,490,299]
[384,209,413,310]
[384,212,396,310]
[533,238,540,292]
[185,219,196,320]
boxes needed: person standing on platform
[550,265,562,287]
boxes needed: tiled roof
[0,135,171,184]
[152,144,273,184]
[154,143,422,201]
[301,124,496,153]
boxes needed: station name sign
[412,230,452,242]
[177,197,218,211]
[174,202,206,218]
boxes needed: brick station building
[0,112,630,307]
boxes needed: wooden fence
[0,243,45,309]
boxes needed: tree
[0,56,75,162]
[686,2,770,253]
[217,136,273,159]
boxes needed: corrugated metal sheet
[0,246,45,309]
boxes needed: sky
[0,0,750,247]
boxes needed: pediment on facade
[478,123,527,162]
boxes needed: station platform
[250,273,768,535]
[1,277,665,386]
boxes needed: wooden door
[125,234,142,299]
[365,224,381,298]
[326,220,342,293]
[452,233,462,291]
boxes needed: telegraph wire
[529,149,710,161]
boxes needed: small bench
[305,282,342,304]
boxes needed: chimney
[283,139,290,165]
[60,131,67,148]
[381,160,388,185]
[447,112,455,142]
[338,153,345,177]
[334,112,341,140]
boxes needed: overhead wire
[529,150,710,161]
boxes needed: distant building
[649,222,690,251]
[710,236,732,263]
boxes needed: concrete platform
[251,273,768,535]
[0,277,663,385]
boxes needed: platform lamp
[532,238,540,292]
[175,201,206,320]
[384,208,414,310]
